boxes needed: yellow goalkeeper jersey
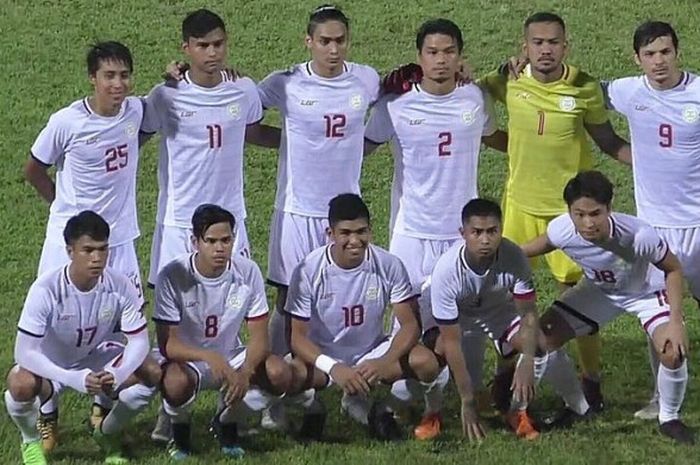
[479,63,608,215]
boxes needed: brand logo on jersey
[98,307,114,322]
[409,118,425,126]
[300,99,318,106]
[350,94,363,110]
[559,96,576,112]
[184,301,198,309]
[57,313,74,321]
[228,103,241,119]
[462,109,477,125]
[682,104,700,123]
[125,122,137,137]
[85,136,99,145]
[180,110,197,118]
[515,91,531,100]
[365,286,379,300]
[634,104,649,111]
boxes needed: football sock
[101,384,155,434]
[658,360,687,423]
[5,391,40,443]
[541,349,589,415]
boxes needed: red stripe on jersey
[513,291,536,301]
[245,312,269,322]
[643,310,670,333]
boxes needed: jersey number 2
[438,132,452,156]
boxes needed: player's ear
[633,52,641,67]
[325,226,333,240]
[65,244,74,260]
[459,226,466,238]
[190,235,198,252]
[304,34,313,51]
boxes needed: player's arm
[654,249,689,358]
[244,121,281,148]
[240,314,269,377]
[585,121,632,165]
[24,156,55,203]
[482,130,508,152]
[376,297,420,364]
[521,233,556,258]
[364,97,393,157]
[363,138,382,157]
[106,327,149,389]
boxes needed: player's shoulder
[32,266,66,294]
[610,75,644,88]
[368,243,400,266]
[434,242,463,271]
[611,212,654,237]
[230,254,263,279]
[159,253,195,281]
[261,64,300,84]
[297,245,329,273]
[100,267,138,296]
[230,75,258,92]
[49,99,91,126]
[455,82,487,99]
[547,213,576,240]
[683,71,700,92]
[346,62,380,80]
[498,237,527,259]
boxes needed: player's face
[461,215,502,259]
[90,59,131,107]
[195,222,234,268]
[183,28,227,74]
[523,22,568,74]
[306,21,348,71]
[635,35,680,85]
[418,33,462,84]
[568,197,611,242]
[329,218,371,265]
[67,235,109,279]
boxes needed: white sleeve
[153,268,181,325]
[359,66,381,104]
[140,88,162,134]
[30,111,71,166]
[635,226,669,264]
[430,260,460,325]
[119,278,148,335]
[364,98,394,144]
[242,78,264,125]
[244,262,269,321]
[481,91,497,137]
[257,72,285,110]
[511,249,536,299]
[388,257,415,303]
[545,215,570,249]
[105,329,149,389]
[602,78,629,114]
[15,331,90,393]
[285,264,312,320]
[17,282,52,337]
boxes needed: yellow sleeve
[582,78,609,125]
[477,70,507,103]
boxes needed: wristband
[314,354,338,375]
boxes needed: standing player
[258,4,380,357]
[523,171,694,444]
[364,18,506,439]
[142,8,279,287]
[604,21,700,420]
[286,194,440,441]
[4,211,160,465]
[23,41,145,450]
[429,199,591,441]
[153,204,291,460]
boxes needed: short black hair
[182,9,226,41]
[87,41,133,76]
[64,211,110,245]
[416,18,464,53]
[461,199,502,224]
[563,171,614,207]
[524,12,566,34]
[633,21,679,54]
[307,4,349,36]
[328,193,370,227]
[191,204,236,240]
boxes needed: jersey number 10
[342,305,365,327]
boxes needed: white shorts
[148,222,250,286]
[324,336,393,387]
[655,226,700,298]
[267,209,329,287]
[38,239,143,306]
[458,305,522,358]
[152,347,246,392]
[553,281,671,337]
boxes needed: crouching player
[286,194,441,441]
[152,204,292,460]
[5,211,160,465]
[430,199,592,441]
[523,171,694,444]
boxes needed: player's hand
[382,63,423,95]
[511,356,535,404]
[206,353,235,385]
[456,60,474,87]
[663,320,689,362]
[97,371,116,396]
[163,61,189,81]
[222,66,244,81]
[221,369,250,405]
[85,371,104,395]
[460,399,486,442]
[330,363,371,396]
[355,359,389,385]
[500,55,528,80]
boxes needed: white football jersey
[547,213,668,303]
[142,72,263,227]
[606,72,700,227]
[365,84,496,239]
[430,240,535,325]
[258,62,380,217]
[286,244,414,364]
[153,253,268,359]
[17,266,146,368]
[31,97,142,246]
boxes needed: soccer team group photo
[2,1,700,464]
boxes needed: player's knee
[658,350,682,370]
[408,345,440,382]
[264,355,293,394]
[138,359,163,387]
[288,358,313,393]
[161,363,195,406]
[6,367,42,401]
[539,310,571,351]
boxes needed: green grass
[2,0,700,463]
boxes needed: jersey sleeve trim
[245,312,269,322]
[364,136,384,146]
[29,153,52,168]
[286,312,310,321]
[434,316,459,325]
[152,317,180,326]
[246,115,264,127]
[395,294,420,304]
[18,327,44,338]
[122,323,147,335]
[653,241,670,266]
[513,290,536,301]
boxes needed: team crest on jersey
[365,286,379,300]
[350,94,363,109]
[226,293,243,311]
[559,96,576,112]
[98,307,114,322]
[228,103,241,119]
[462,110,476,125]
[125,122,137,136]
[682,105,699,123]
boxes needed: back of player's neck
[419,79,456,96]
[188,68,223,88]
[87,96,120,117]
